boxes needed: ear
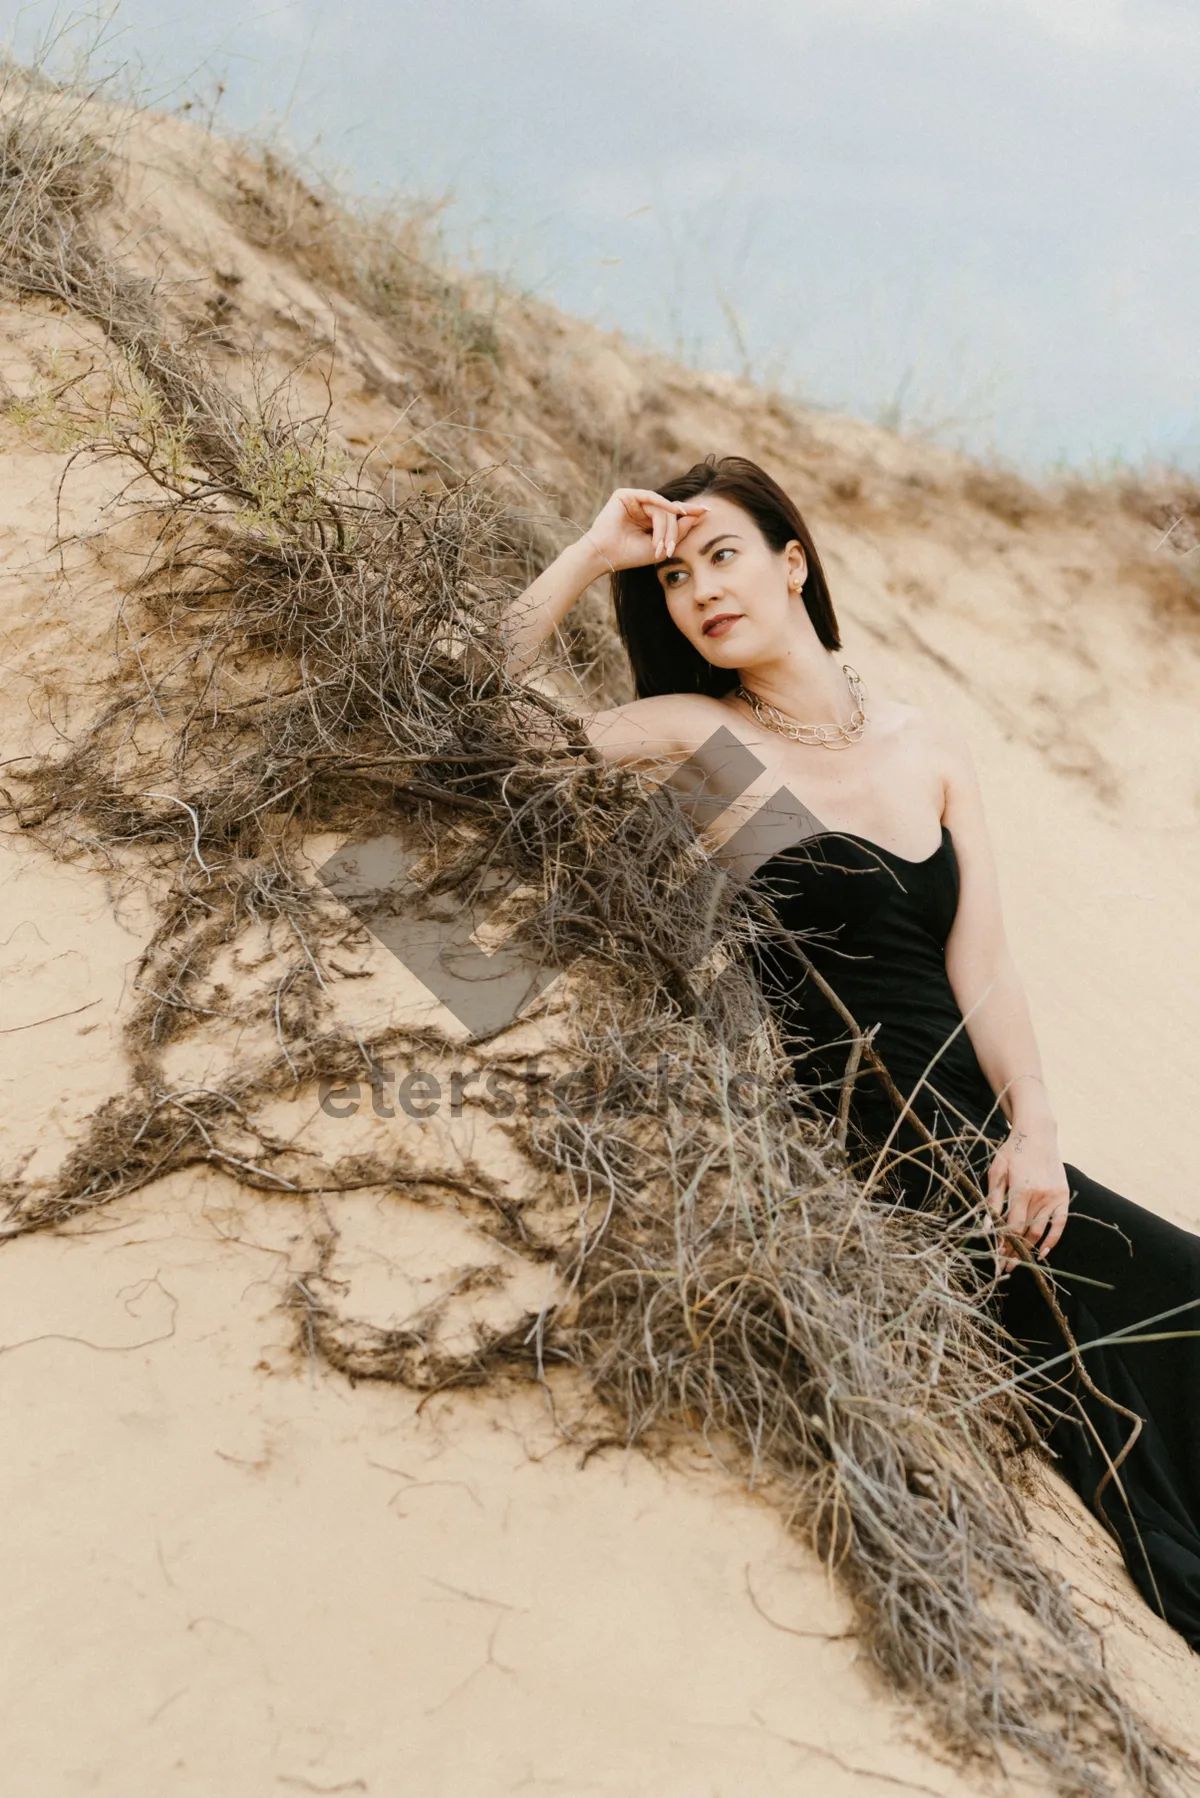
[786,541,808,593]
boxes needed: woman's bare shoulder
[580,691,742,765]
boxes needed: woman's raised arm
[498,535,611,683]
[498,488,706,681]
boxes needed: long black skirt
[1000,1164,1200,1648]
[824,1072,1200,1649]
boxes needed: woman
[501,454,1200,1649]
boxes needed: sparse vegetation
[225,147,502,404]
[962,465,1043,529]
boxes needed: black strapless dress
[745,822,1200,1649]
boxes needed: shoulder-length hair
[612,455,840,700]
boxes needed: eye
[661,567,688,588]
[712,546,735,564]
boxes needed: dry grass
[208,142,641,705]
[1123,554,1200,624]
[961,465,1044,529]
[0,62,1193,1798]
[224,146,502,407]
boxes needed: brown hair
[612,454,840,700]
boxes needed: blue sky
[6,0,1199,472]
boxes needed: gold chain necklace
[734,664,868,750]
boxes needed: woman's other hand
[986,1125,1071,1269]
[584,488,708,572]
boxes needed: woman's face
[655,493,807,671]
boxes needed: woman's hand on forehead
[584,488,709,571]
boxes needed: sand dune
[2,87,1200,1796]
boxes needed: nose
[692,567,725,607]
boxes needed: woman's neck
[736,649,850,724]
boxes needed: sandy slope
[2,101,1200,1796]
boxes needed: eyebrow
[658,532,742,570]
